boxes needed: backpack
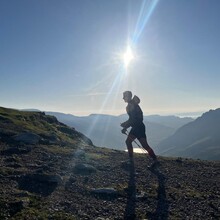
[132,95,140,104]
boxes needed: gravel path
[0,144,219,219]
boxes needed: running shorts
[129,123,146,139]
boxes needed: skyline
[1,0,220,117]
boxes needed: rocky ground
[0,141,219,220]
[0,107,219,219]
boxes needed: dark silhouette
[124,158,136,219]
[147,168,169,220]
[121,91,158,166]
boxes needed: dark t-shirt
[126,101,143,127]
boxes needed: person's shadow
[124,158,136,219]
[147,166,169,220]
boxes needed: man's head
[123,91,132,102]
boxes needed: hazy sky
[1,0,220,116]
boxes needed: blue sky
[1,0,220,116]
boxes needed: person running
[121,91,158,166]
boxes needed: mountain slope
[0,106,219,219]
[46,112,193,150]
[0,107,92,147]
[156,108,220,160]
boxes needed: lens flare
[123,45,134,68]
[86,0,160,138]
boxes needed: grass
[11,208,76,220]
[144,183,158,198]
[0,106,88,147]
[168,185,204,200]
[41,145,75,155]
[86,152,109,160]
[184,187,204,198]
[7,194,76,220]
[0,167,18,176]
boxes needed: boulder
[91,188,119,199]
[13,132,41,144]
[7,199,30,216]
[17,173,62,196]
[28,173,63,184]
[74,149,85,158]
[74,163,97,175]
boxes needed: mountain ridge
[45,111,193,150]
[156,108,220,160]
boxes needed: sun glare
[123,45,134,68]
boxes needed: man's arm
[120,120,131,129]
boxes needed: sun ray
[123,45,134,68]
[86,0,160,138]
[132,0,159,45]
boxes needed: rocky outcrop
[91,188,120,199]
[17,173,62,196]
[74,163,97,175]
[13,132,41,144]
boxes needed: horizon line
[2,105,218,118]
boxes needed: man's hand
[121,128,127,134]
[120,122,127,128]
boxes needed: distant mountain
[145,115,194,129]
[46,112,193,150]
[21,108,41,112]
[156,108,220,160]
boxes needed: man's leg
[125,134,136,159]
[138,138,157,161]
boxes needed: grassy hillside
[0,107,219,219]
[0,107,92,147]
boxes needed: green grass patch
[41,145,74,155]
[0,167,17,176]
[87,152,109,160]
[12,208,76,220]
[168,185,203,199]
[4,194,76,220]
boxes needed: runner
[121,91,158,167]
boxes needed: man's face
[123,94,131,103]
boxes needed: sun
[123,45,134,68]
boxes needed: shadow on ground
[124,158,136,219]
[147,166,169,220]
